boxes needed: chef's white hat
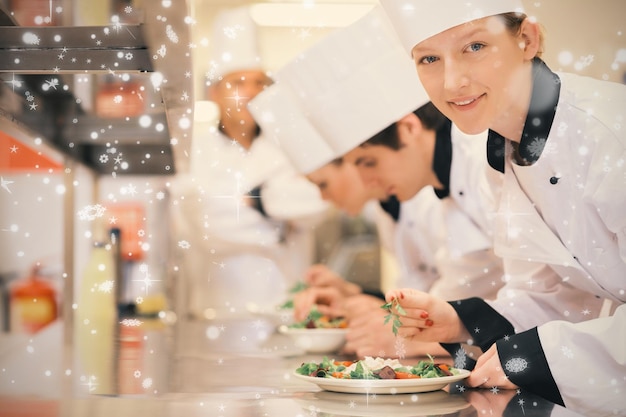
[248,83,335,174]
[274,5,429,157]
[206,6,264,82]
[379,0,525,55]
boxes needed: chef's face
[306,161,385,216]
[344,116,433,202]
[209,70,272,126]
[411,15,538,137]
[344,142,427,203]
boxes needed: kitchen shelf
[0,0,194,176]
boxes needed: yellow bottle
[75,223,117,395]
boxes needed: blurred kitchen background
[0,0,624,400]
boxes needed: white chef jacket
[447,60,625,416]
[173,127,329,317]
[393,186,442,292]
[396,122,504,301]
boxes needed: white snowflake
[526,137,546,158]
[22,32,40,45]
[124,5,133,14]
[223,24,244,40]
[1,177,14,194]
[178,240,191,249]
[77,204,106,221]
[120,318,143,327]
[166,25,179,43]
[394,337,406,359]
[124,183,138,196]
[556,121,569,137]
[125,52,133,60]
[44,78,59,90]
[561,346,574,359]
[142,377,153,389]
[98,280,114,293]
[99,154,109,163]
[454,347,467,369]
[504,357,528,373]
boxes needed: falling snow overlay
[1,2,624,416]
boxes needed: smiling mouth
[450,94,483,107]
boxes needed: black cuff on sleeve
[248,186,267,217]
[497,327,564,407]
[449,298,515,352]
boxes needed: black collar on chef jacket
[486,58,561,173]
[432,118,453,199]
[378,195,401,222]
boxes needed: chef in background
[171,6,328,322]
[249,81,446,359]
[249,82,406,300]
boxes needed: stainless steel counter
[0,317,586,417]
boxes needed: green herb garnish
[381,298,406,335]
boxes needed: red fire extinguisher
[9,263,58,334]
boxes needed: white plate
[295,390,470,416]
[279,327,347,353]
[293,369,470,394]
[247,303,294,326]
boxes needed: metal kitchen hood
[0,0,193,176]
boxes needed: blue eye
[419,56,438,65]
[467,43,485,52]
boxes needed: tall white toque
[379,0,525,56]
[206,6,265,83]
[248,83,336,174]
[274,5,430,157]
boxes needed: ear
[519,18,541,60]
[396,113,423,147]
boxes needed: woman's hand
[304,264,362,297]
[384,288,468,344]
[342,294,449,359]
[292,286,346,322]
[467,344,518,389]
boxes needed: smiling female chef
[380,0,626,415]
